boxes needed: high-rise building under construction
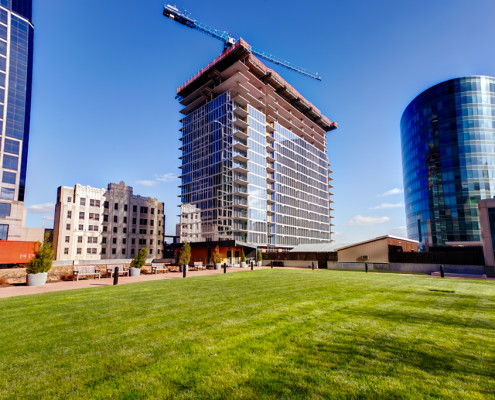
[177,40,337,249]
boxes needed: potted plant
[26,234,53,286]
[240,249,247,268]
[257,251,263,267]
[130,247,147,276]
[212,245,222,270]
[179,242,191,273]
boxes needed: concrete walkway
[0,267,265,299]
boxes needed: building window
[157,249,160,254]
[133,205,137,212]
[131,249,135,255]
[139,239,146,245]
[150,230,153,235]
[150,220,154,227]
[150,239,154,245]
[104,201,109,209]
[123,228,127,234]
[140,206,148,214]
[114,203,118,210]
[65,236,69,243]
[151,208,155,215]
[64,248,69,255]
[140,219,147,225]
[132,218,136,225]
[0,187,14,200]
[88,237,98,244]
[132,228,136,234]
[103,214,108,222]
[90,199,100,207]
[80,198,86,206]
[113,227,117,233]
[0,224,8,240]
[4,139,20,155]
[159,220,161,227]
[112,238,117,244]
[0,203,11,218]
[79,224,83,230]
[158,240,161,245]
[123,217,127,224]
[79,212,85,220]
[103,226,107,232]
[132,238,135,244]
[149,248,153,254]
[77,248,81,255]
[66,223,70,230]
[139,229,146,235]
[2,171,16,184]
[87,248,97,254]
[123,238,127,244]
[78,236,83,243]
[102,237,107,244]
[2,154,18,170]
[112,248,116,255]
[67,196,72,203]
[113,216,118,223]
[124,204,128,211]
[67,210,72,219]
[121,249,125,255]
[102,248,106,255]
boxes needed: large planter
[215,263,222,270]
[257,261,262,267]
[129,267,141,277]
[26,272,47,286]
[240,262,247,268]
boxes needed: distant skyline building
[53,181,165,261]
[0,0,33,240]
[176,39,337,249]
[401,76,495,247]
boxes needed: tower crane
[163,4,322,81]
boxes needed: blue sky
[25,0,495,244]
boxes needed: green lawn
[0,269,494,399]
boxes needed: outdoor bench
[193,262,205,270]
[73,265,101,281]
[106,264,129,277]
[151,263,169,274]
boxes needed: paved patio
[0,267,265,299]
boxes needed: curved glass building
[401,76,495,247]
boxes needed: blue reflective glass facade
[401,76,495,246]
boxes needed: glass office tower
[401,76,495,247]
[0,0,33,240]
[177,40,337,248]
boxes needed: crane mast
[163,4,322,81]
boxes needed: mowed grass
[0,270,494,399]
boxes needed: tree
[240,249,246,263]
[26,233,53,274]
[257,251,262,262]
[179,242,191,266]
[131,247,147,269]
[212,245,222,264]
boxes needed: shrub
[179,242,191,266]
[130,248,147,269]
[0,277,9,287]
[212,245,222,264]
[240,249,246,263]
[26,234,53,274]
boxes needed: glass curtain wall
[272,122,331,246]
[401,76,495,246]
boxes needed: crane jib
[163,4,322,81]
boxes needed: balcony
[233,105,248,119]
[266,143,275,153]
[233,150,248,163]
[267,174,275,184]
[233,210,248,220]
[234,128,248,141]
[234,185,249,197]
[266,163,275,173]
[266,153,275,162]
[233,161,248,174]
[233,116,248,130]
[233,140,248,152]
[233,173,248,185]
[233,196,248,209]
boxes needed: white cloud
[26,203,55,214]
[43,216,55,221]
[347,215,390,226]
[378,188,403,197]
[391,226,407,232]
[156,173,177,182]
[136,180,156,187]
[370,203,404,210]
[136,173,177,187]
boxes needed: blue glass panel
[2,171,15,183]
